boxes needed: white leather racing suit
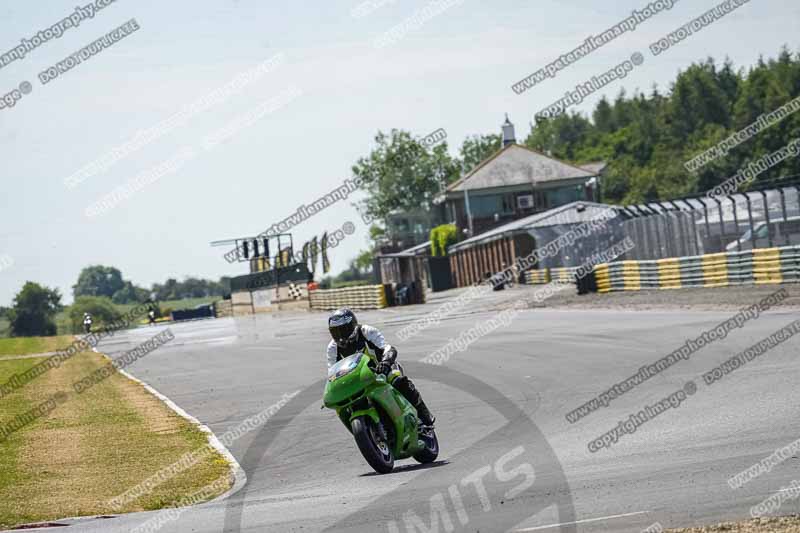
[326,324,403,382]
[325,323,435,426]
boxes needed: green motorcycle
[323,352,439,474]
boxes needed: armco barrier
[594,245,800,293]
[309,285,388,310]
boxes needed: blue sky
[0,0,797,305]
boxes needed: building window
[545,185,583,207]
[503,195,515,214]
[470,195,514,217]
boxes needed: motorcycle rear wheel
[351,416,394,474]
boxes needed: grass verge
[0,335,76,358]
[0,346,231,528]
[668,515,800,532]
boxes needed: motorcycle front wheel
[413,427,439,464]
[351,416,394,474]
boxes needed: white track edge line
[95,346,248,504]
[515,510,650,531]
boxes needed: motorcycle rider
[327,308,435,427]
[83,312,93,333]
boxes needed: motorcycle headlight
[328,353,363,381]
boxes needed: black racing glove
[375,361,391,375]
[375,346,397,375]
[382,346,398,364]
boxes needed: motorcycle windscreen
[324,353,371,406]
[328,353,363,380]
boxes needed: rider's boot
[393,376,435,426]
[415,398,435,427]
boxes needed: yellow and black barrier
[524,267,577,285]
[309,285,388,310]
[550,267,576,283]
[524,269,550,285]
[594,245,800,293]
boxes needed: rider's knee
[392,375,416,392]
[391,375,408,388]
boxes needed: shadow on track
[222,362,576,533]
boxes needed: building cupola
[502,114,516,147]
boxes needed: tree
[593,97,615,133]
[319,252,375,289]
[149,277,229,301]
[354,250,374,275]
[430,224,458,256]
[73,265,124,299]
[8,282,62,337]
[525,112,592,161]
[152,278,179,301]
[111,281,149,304]
[69,296,123,334]
[352,129,461,223]
[517,47,800,203]
[459,134,501,174]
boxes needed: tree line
[2,266,231,337]
[527,47,800,203]
[72,265,230,303]
[353,46,800,226]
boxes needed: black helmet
[328,308,358,348]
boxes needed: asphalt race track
[13,292,800,532]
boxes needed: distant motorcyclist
[83,312,93,333]
[148,309,156,326]
[326,308,435,426]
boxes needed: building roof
[579,161,608,175]
[448,201,619,252]
[447,144,596,193]
[378,240,431,258]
